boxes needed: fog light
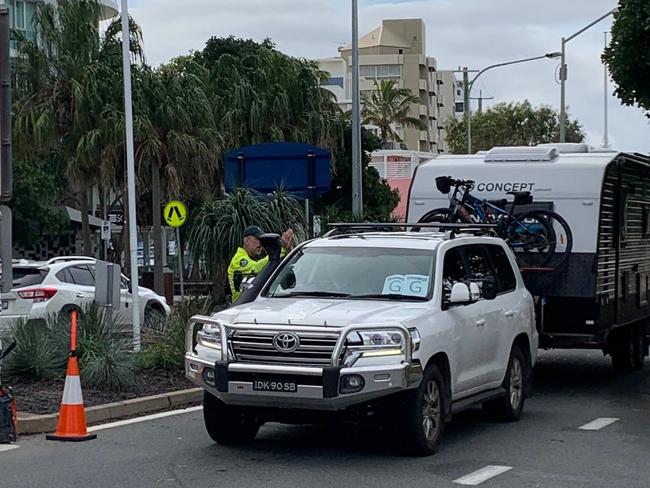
[202,367,216,386]
[339,374,365,394]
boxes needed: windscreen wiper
[350,293,428,301]
[272,291,351,298]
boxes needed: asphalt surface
[2,350,650,488]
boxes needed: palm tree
[361,80,426,147]
[133,63,222,294]
[12,0,144,256]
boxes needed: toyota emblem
[272,332,300,353]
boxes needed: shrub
[50,304,138,391]
[138,295,218,371]
[1,319,66,381]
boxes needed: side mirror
[449,282,472,305]
[280,268,296,290]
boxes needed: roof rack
[46,256,97,265]
[325,222,496,238]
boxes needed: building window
[455,102,465,113]
[360,64,401,81]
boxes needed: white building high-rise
[318,19,458,154]
[1,0,117,48]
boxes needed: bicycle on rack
[417,176,573,269]
[0,339,17,444]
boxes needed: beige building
[319,19,457,153]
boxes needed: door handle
[476,319,486,327]
[75,294,86,299]
[504,310,514,318]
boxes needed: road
[2,350,650,488]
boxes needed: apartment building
[319,19,457,154]
[1,0,117,48]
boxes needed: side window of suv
[464,245,498,299]
[442,247,467,301]
[486,245,517,294]
[68,265,95,287]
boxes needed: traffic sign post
[164,201,187,299]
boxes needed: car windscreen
[11,267,49,288]
[265,246,435,300]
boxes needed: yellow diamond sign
[164,200,187,228]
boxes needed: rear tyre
[611,324,644,374]
[143,303,165,328]
[203,391,260,445]
[505,213,556,268]
[391,365,446,456]
[518,210,573,269]
[483,345,528,422]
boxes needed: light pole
[350,0,363,216]
[559,7,618,142]
[467,52,561,154]
[121,0,141,350]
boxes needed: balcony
[419,105,428,117]
[419,79,428,91]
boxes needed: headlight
[356,331,404,347]
[196,322,223,350]
[344,329,409,361]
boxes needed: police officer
[228,226,294,302]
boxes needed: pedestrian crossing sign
[164,200,187,228]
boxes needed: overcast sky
[128,0,649,153]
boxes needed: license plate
[252,379,297,393]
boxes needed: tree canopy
[445,101,584,154]
[603,0,650,117]
[362,80,425,146]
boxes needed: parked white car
[185,227,538,455]
[0,257,170,330]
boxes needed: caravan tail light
[17,288,58,303]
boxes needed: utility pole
[0,7,13,294]
[473,90,495,114]
[351,0,363,216]
[462,67,470,153]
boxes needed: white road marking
[88,406,203,432]
[0,444,19,453]
[578,417,619,431]
[454,465,513,486]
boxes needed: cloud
[128,0,649,153]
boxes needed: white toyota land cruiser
[185,225,538,455]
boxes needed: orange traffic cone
[46,311,96,442]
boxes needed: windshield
[265,246,435,300]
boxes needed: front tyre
[203,391,260,445]
[483,345,528,422]
[392,365,446,456]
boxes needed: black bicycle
[418,176,573,269]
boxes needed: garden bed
[12,369,194,415]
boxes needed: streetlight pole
[467,53,560,154]
[559,7,618,142]
[351,0,363,216]
[121,0,141,351]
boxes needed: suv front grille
[230,330,340,366]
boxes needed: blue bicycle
[418,176,572,269]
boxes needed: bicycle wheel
[504,213,556,268]
[518,210,573,269]
[411,208,453,232]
